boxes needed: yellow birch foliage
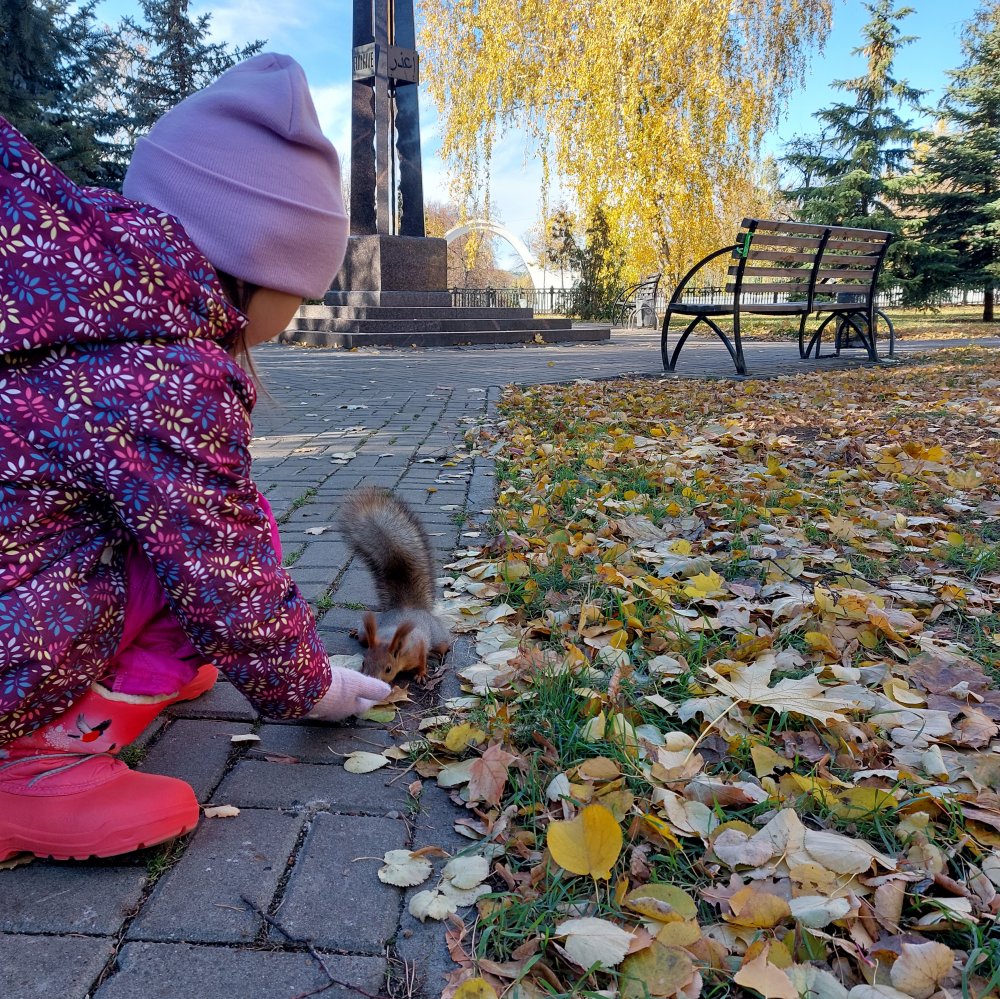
[419,0,832,281]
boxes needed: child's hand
[305,667,391,722]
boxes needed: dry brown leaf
[467,743,517,805]
[889,941,955,999]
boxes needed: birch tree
[419,0,833,281]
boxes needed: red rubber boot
[0,684,199,862]
[170,664,219,704]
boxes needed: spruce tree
[0,0,106,184]
[911,3,1000,321]
[571,207,625,321]
[120,0,264,135]
[781,1,925,232]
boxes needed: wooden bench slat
[743,233,889,253]
[740,217,893,240]
[740,233,825,250]
[815,268,878,280]
[821,252,882,265]
[727,281,818,294]
[745,248,827,264]
[824,236,890,251]
[728,265,813,278]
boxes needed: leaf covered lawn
[421,347,1000,999]
[726,307,999,344]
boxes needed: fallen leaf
[548,804,623,880]
[556,916,633,969]
[733,948,797,999]
[378,849,434,887]
[343,751,390,773]
[442,855,490,890]
[452,979,499,999]
[725,886,792,928]
[788,894,853,929]
[408,889,458,921]
[619,941,696,998]
[467,743,517,805]
[706,657,856,723]
[889,941,955,999]
[203,805,240,818]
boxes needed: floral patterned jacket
[0,117,331,743]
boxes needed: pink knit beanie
[123,53,347,300]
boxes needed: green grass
[282,546,303,568]
[118,744,147,768]
[275,486,319,527]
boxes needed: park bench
[661,219,893,375]
[611,273,661,327]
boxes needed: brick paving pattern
[0,331,996,999]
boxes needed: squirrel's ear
[388,620,415,655]
[363,613,379,647]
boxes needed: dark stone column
[350,0,376,235]
[392,0,425,237]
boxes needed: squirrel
[338,486,451,684]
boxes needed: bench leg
[661,311,674,369]
[877,309,896,357]
[731,311,748,376]
[865,306,880,361]
[804,313,836,359]
[663,315,701,371]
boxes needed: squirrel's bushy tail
[339,487,437,610]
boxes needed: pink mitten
[305,667,391,722]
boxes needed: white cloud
[191,0,311,47]
[310,82,354,159]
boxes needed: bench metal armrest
[668,246,738,306]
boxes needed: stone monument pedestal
[324,234,451,308]
[280,234,611,349]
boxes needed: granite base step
[279,324,611,349]
[302,304,537,322]
[292,316,577,335]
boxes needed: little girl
[0,53,391,862]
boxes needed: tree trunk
[984,286,995,323]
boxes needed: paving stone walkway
[1,331,996,999]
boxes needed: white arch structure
[443,219,577,289]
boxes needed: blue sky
[95,0,984,258]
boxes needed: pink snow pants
[108,494,282,696]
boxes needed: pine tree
[910,4,1000,321]
[781,1,925,232]
[0,0,107,184]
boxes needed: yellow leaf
[642,814,683,849]
[453,978,499,999]
[733,948,797,999]
[804,631,838,655]
[683,570,727,600]
[620,942,696,999]
[947,468,983,489]
[656,919,701,947]
[667,538,692,555]
[623,883,697,922]
[725,886,791,928]
[750,744,791,777]
[547,803,623,880]
[443,722,486,753]
[827,786,898,820]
